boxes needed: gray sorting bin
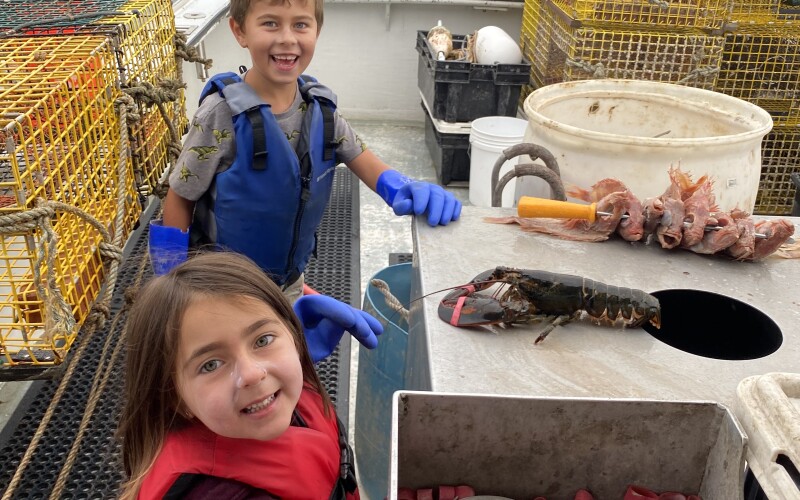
[390,391,747,500]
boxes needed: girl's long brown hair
[116,251,331,499]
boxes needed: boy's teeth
[243,393,276,413]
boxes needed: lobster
[437,267,661,344]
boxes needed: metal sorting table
[406,206,800,412]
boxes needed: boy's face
[230,0,319,89]
[175,295,304,441]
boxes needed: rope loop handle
[370,278,409,323]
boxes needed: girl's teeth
[243,393,275,414]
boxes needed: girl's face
[230,0,319,90]
[175,295,304,441]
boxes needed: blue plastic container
[355,263,411,500]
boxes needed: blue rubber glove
[376,169,462,226]
[148,220,190,276]
[293,294,383,363]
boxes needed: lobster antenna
[374,279,505,326]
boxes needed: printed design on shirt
[334,135,347,146]
[213,128,232,144]
[192,120,203,133]
[299,102,308,113]
[356,135,367,152]
[179,165,198,182]
[286,130,300,141]
[189,145,219,160]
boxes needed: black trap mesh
[0,166,359,498]
[0,0,130,35]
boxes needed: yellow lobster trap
[93,0,188,195]
[729,0,800,23]
[522,0,725,91]
[0,35,140,377]
[2,0,188,199]
[547,0,732,30]
[754,125,800,215]
[715,23,800,127]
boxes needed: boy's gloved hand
[376,169,462,226]
[293,294,383,363]
[148,220,190,276]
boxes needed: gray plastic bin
[390,391,747,500]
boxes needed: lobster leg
[534,314,575,344]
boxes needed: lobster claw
[438,287,519,327]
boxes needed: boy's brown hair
[229,0,325,30]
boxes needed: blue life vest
[192,72,338,286]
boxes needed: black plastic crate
[421,101,470,186]
[416,29,531,123]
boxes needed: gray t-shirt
[169,87,366,201]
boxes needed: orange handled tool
[517,197,599,223]
[517,196,774,240]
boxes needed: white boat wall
[175,0,524,121]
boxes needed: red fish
[752,219,796,260]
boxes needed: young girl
[117,251,358,499]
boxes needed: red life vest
[138,388,359,500]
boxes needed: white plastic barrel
[469,116,528,207]
[523,79,774,213]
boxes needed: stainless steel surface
[407,207,800,414]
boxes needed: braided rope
[647,0,670,8]
[174,31,214,76]
[122,79,184,198]
[49,94,138,499]
[48,250,150,499]
[1,96,135,500]
[677,66,720,84]
[565,58,608,79]
[370,278,409,323]
[151,32,214,199]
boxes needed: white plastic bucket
[469,116,528,207]
[523,79,774,212]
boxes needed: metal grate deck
[0,166,359,498]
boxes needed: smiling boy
[152,0,462,303]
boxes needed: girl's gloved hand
[376,169,462,226]
[148,220,190,276]
[293,294,383,363]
